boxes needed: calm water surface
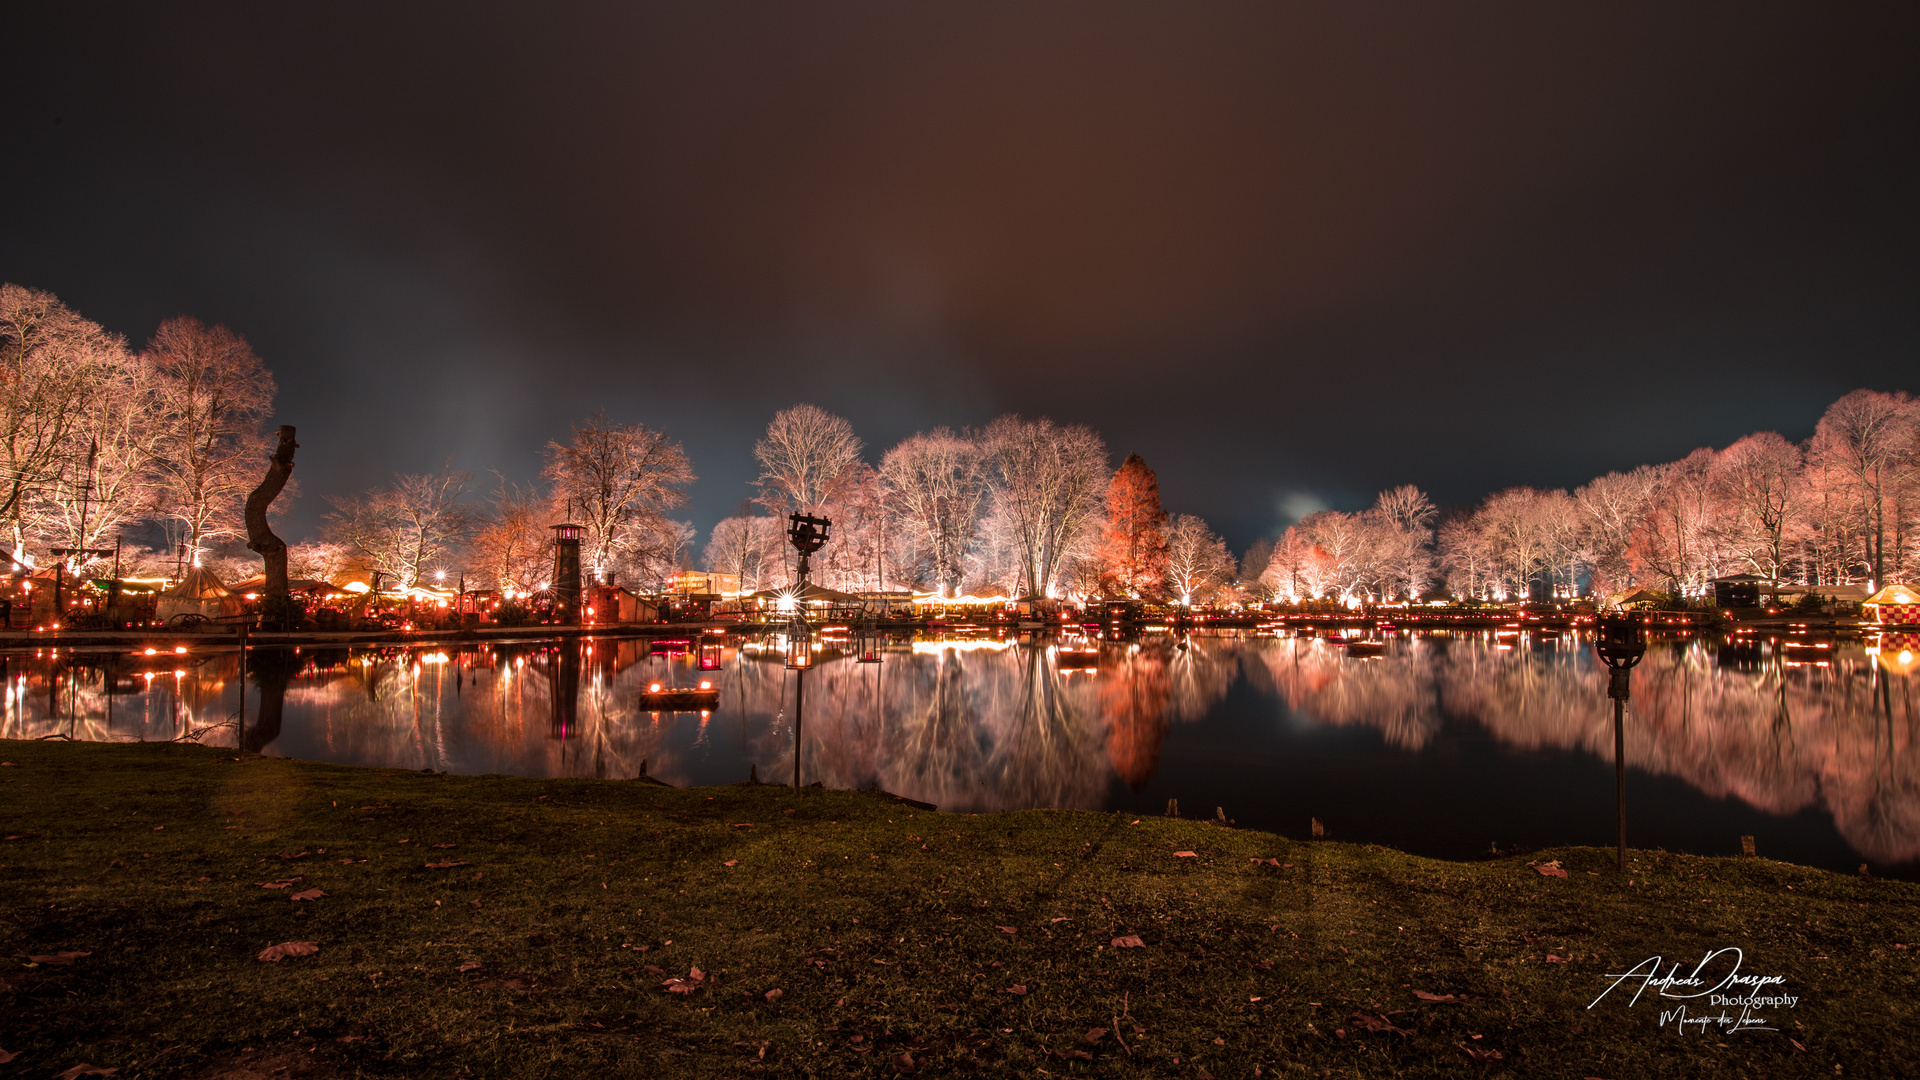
[6,630,1916,877]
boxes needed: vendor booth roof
[163,567,231,600]
[747,583,867,605]
[1866,583,1920,606]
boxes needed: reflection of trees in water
[1239,632,1920,865]
[1242,635,1444,750]
[10,631,1914,864]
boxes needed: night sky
[4,2,1916,552]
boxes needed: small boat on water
[640,679,720,710]
[1344,639,1388,657]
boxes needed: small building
[585,584,656,624]
[1864,583,1920,627]
[670,570,740,596]
[1712,574,1767,609]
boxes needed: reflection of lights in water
[910,640,1011,655]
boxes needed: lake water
[5,628,1916,878]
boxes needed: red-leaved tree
[1098,453,1169,598]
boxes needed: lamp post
[786,512,832,789]
[1595,611,1646,873]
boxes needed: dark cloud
[4,1,1916,549]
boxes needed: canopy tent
[1865,584,1920,626]
[747,582,868,606]
[157,567,238,622]
[1601,587,1665,609]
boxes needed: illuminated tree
[31,352,160,570]
[468,476,554,594]
[1368,484,1436,600]
[324,467,476,588]
[1097,453,1169,598]
[145,317,277,564]
[0,284,133,558]
[753,403,864,514]
[1808,389,1916,586]
[980,414,1108,600]
[703,512,783,594]
[1161,513,1234,606]
[879,428,987,597]
[544,411,695,583]
[1708,431,1804,581]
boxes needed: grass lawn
[1,739,1916,1078]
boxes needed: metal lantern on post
[1595,611,1647,873]
[856,619,884,664]
[785,512,832,788]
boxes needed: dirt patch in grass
[2,739,1916,1077]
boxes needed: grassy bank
[1,740,1915,1079]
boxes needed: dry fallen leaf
[643,965,664,975]
[996,926,1017,934]
[764,988,783,1002]
[1413,989,1460,1003]
[1173,851,1198,858]
[1350,1012,1413,1038]
[424,861,470,869]
[1050,917,1070,923]
[1533,861,1569,879]
[723,860,738,867]
[1003,984,1028,995]
[891,1052,917,1072]
[0,1048,16,1064]
[291,889,325,902]
[258,878,303,889]
[457,962,482,973]
[1459,1043,1504,1063]
[57,1066,117,1079]
[1065,1049,1093,1061]
[1111,935,1145,948]
[1546,954,1569,964]
[1790,1038,1807,1052]
[27,951,91,965]
[1084,1027,1107,1043]
[256,941,319,962]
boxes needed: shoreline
[2,739,1916,1077]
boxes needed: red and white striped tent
[1864,583,1920,627]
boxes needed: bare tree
[1368,484,1436,600]
[1809,389,1915,586]
[1709,431,1803,581]
[544,412,695,583]
[980,415,1108,600]
[32,355,161,571]
[0,284,132,557]
[1575,466,1662,594]
[703,513,783,594]
[879,428,987,597]
[324,467,475,588]
[468,475,554,594]
[145,317,276,563]
[1162,513,1235,605]
[754,403,864,514]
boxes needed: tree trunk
[245,426,298,601]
